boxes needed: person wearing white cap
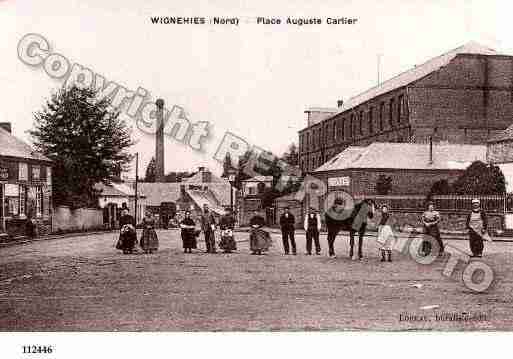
[466,198,489,258]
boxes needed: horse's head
[363,198,376,219]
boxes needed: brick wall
[315,169,463,196]
[487,141,513,163]
[299,54,513,174]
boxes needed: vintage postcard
[0,0,512,357]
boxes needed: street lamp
[227,169,237,213]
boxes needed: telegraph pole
[135,153,139,224]
[377,53,382,85]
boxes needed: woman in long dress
[140,212,159,254]
[117,209,137,254]
[249,211,272,255]
[180,211,197,253]
[421,202,444,256]
[219,209,237,253]
[377,205,396,262]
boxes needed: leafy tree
[30,86,133,208]
[452,161,506,195]
[144,157,156,182]
[375,174,393,195]
[234,150,255,189]
[221,152,236,178]
[282,143,299,167]
[260,186,283,209]
[427,179,452,199]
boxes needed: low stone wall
[52,206,104,233]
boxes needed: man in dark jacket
[201,204,217,253]
[279,206,296,255]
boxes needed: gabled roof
[319,42,499,123]
[138,182,182,205]
[94,182,130,197]
[138,182,233,207]
[94,182,145,197]
[0,127,51,162]
[315,142,487,172]
[242,175,274,182]
[184,169,228,184]
[186,189,226,215]
[275,191,302,202]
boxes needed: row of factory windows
[300,95,407,154]
[300,132,409,173]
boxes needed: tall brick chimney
[0,122,12,134]
[155,99,165,182]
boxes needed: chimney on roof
[155,99,165,182]
[0,122,12,134]
[337,99,344,108]
[198,166,205,172]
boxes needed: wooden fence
[353,194,513,214]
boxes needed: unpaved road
[0,230,511,331]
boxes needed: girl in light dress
[377,205,396,262]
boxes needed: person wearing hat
[466,199,489,258]
[201,204,217,253]
[279,206,297,255]
[304,207,322,255]
[421,201,444,256]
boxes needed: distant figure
[140,212,159,254]
[304,207,321,255]
[421,201,444,256]
[117,209,137,254]
[161,213,169,229]
[377,205,396,262]
[466,199,489,258]
[219,209,237,253]
[249,211,271,255]
[180,211,197,253]
[279,206,296,255]
[201,204,217,253]
[25,215,37,239]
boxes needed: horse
[325,198,376,259]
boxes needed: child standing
[378,205,395,262]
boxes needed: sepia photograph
[0,0,512,357]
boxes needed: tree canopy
[144,157,156,182]
[30,86,133,208]
[452,161,506,195]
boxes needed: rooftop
[242,175,274,182]
[301,41,501,132]
[0,127,51,163]
[315,142,487,172]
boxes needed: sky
[0,0,510,177]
